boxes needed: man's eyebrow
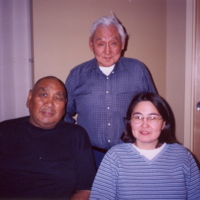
[33,87,48,93]
[56,91,66,97]
[111,36,120,41]
[34,87,66,98]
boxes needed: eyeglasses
[131,114,162,124]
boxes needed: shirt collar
[91,57,128,73]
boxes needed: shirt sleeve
[185,152,200,199]
[142,64,157,94]
[64,70,77,123]
[75,126,97,191]
[90,151,118,199]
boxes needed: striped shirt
[90,143,200,199]
[64,57,156,149]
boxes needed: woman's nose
[141,118,150,127]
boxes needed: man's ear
[122,42,125,51]
[26,90,33,108]
[89,37,93,52]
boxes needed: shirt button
[107,107,110,109]
[108,140,111,143]
[106,91,109,93]
[106,77,109,79]
[112,71,114,73]
[108,123,111,126]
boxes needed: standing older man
[64,15,156,167]
[0,76,96,200]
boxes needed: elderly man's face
[89,25,124,67]
[26,79,66,129]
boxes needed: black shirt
[0,116,96,199]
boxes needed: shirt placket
[105,71,115,147]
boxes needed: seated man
[0,76,96,200]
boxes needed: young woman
[90,92,200,199]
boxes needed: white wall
[166,0,186,144]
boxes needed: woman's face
[130,101,166,150]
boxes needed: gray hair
[90,15,127,44]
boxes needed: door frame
[193,0,200,162]
[184,0,196,151]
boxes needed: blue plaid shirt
[64,57,156,149]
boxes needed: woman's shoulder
[108,143,133,154]
[167,143,188,150]
[166,143,191,156]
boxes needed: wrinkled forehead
[94,25,120,36]
[33,78,66,97]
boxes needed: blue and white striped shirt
[90,143,200,199]
[64,57,156,149]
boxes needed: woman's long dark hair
[121,92,178,147]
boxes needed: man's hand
[70,190,91,200]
